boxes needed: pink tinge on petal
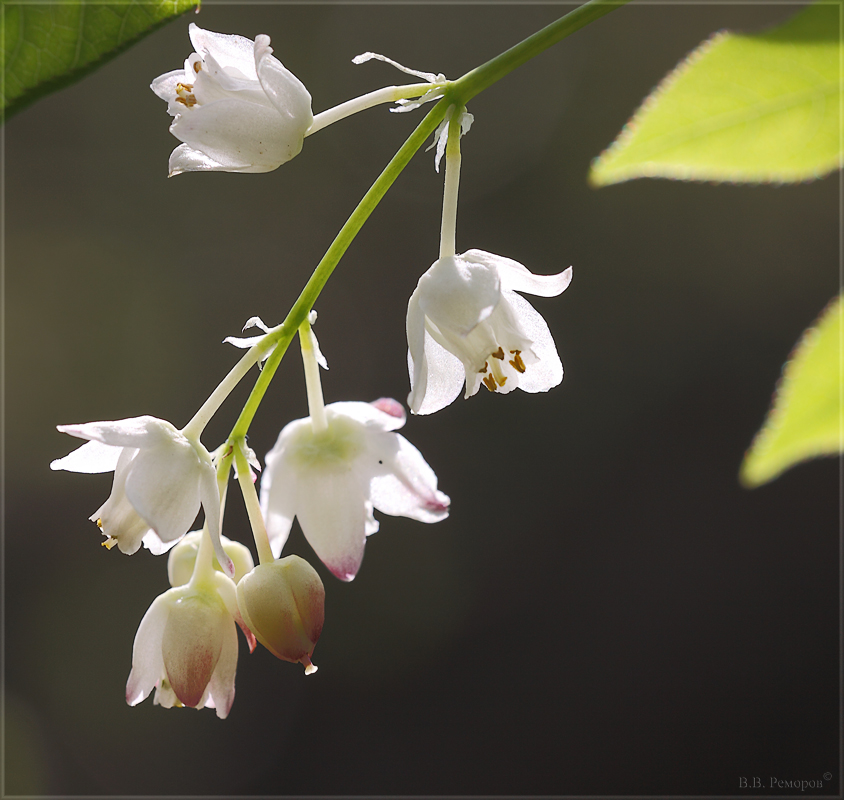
[236,617,258,653]
[424,491,451,515]
[371,397,405,419]
[167,644,218,708]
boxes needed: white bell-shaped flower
[126,578,241,719]
[260,398,450,582]
[50,416,227,572]
[406,249,573,415]
[151,24,313,176]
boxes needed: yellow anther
[193,61,202,73]
[482,374,498,392]
[497,375,507,387]
[491,346,505,360]
[478,362,488,374]
[176,82,194,93]
[95,518,103,529]
[101,536,118,550]
[509,352,526,374]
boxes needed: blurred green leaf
[741,293,842,487]
[2,0,197,121]
[590,2,842,186]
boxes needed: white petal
[464,250,573,298]
[351,51,442,83]
[91,448,151,555]
[56,416,173,449]
[254,34,313,125]
[50,439,120,473]
[504,291,563,393]
[368,432,450,523]
[328,400,405,432]
[123,442,202,544]
[259,447,297,559]
[168,143,253,177]
[206,616,238,719]
[406,290,430,415]
[407,313,465,416]
[416,255,501,337]
[294,466,369,582]
[150,69,187,104]
[126,591,174,706]
[169,99,302,171]
[189,24,258,79]
[142,530,184,556]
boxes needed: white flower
[407,249,573,415]
[260,398,450,582]
[151,24,313,176]
[126,577,241,719]
[50,416,227,571]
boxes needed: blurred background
[4,2,839,796]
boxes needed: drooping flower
[237,555,324,673]
[151,24,313,176]
[260,398,450,581]
[126,576,242,719]
[50,416,228,572]
[406,249,573,415]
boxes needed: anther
[478,362,488,374]
[482,374,498,392]
[509,351,526,374]
[491,347,505,360]
[193,61,202,73]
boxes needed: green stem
[233,441,275,566]
[450,0,631,104]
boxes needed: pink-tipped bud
[236,555,325,673]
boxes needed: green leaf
[589,2,842,186]
[2,0,197,121]
[740,293,842,488]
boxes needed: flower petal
[504,290,563,392]
[205,615,238,719]
[260,447,297,559]
[189,24,258,79]
[407,321,466,415]
[123,442,202,544]
[56,416,174,449]
[368,432,450,523]
[463,250,573,298]
[169,98,303,172]
[294,466,370,581]
[254,34,313,126]
[168,143,253,177]
[416,255,500,337]
[126,591,174,706]
[162,594,225,709]
[50,439,121,473]
[328,400,406,432]
[91,448,152,555]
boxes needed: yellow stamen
[491,346,505,360]
[478,362,488,374]
[509,351,526,373]
[482,374,497,392]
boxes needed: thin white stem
[307,83,441,137]
[182,341,269,440]
[187,523,217,592]
[299,322,328,435]
[234,444,274,566]
[439,110,463,259]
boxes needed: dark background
[4,2,839,796]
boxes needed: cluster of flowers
[51,25,573,718]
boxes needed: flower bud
[168,531,255,587]
[236,556,324,674]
